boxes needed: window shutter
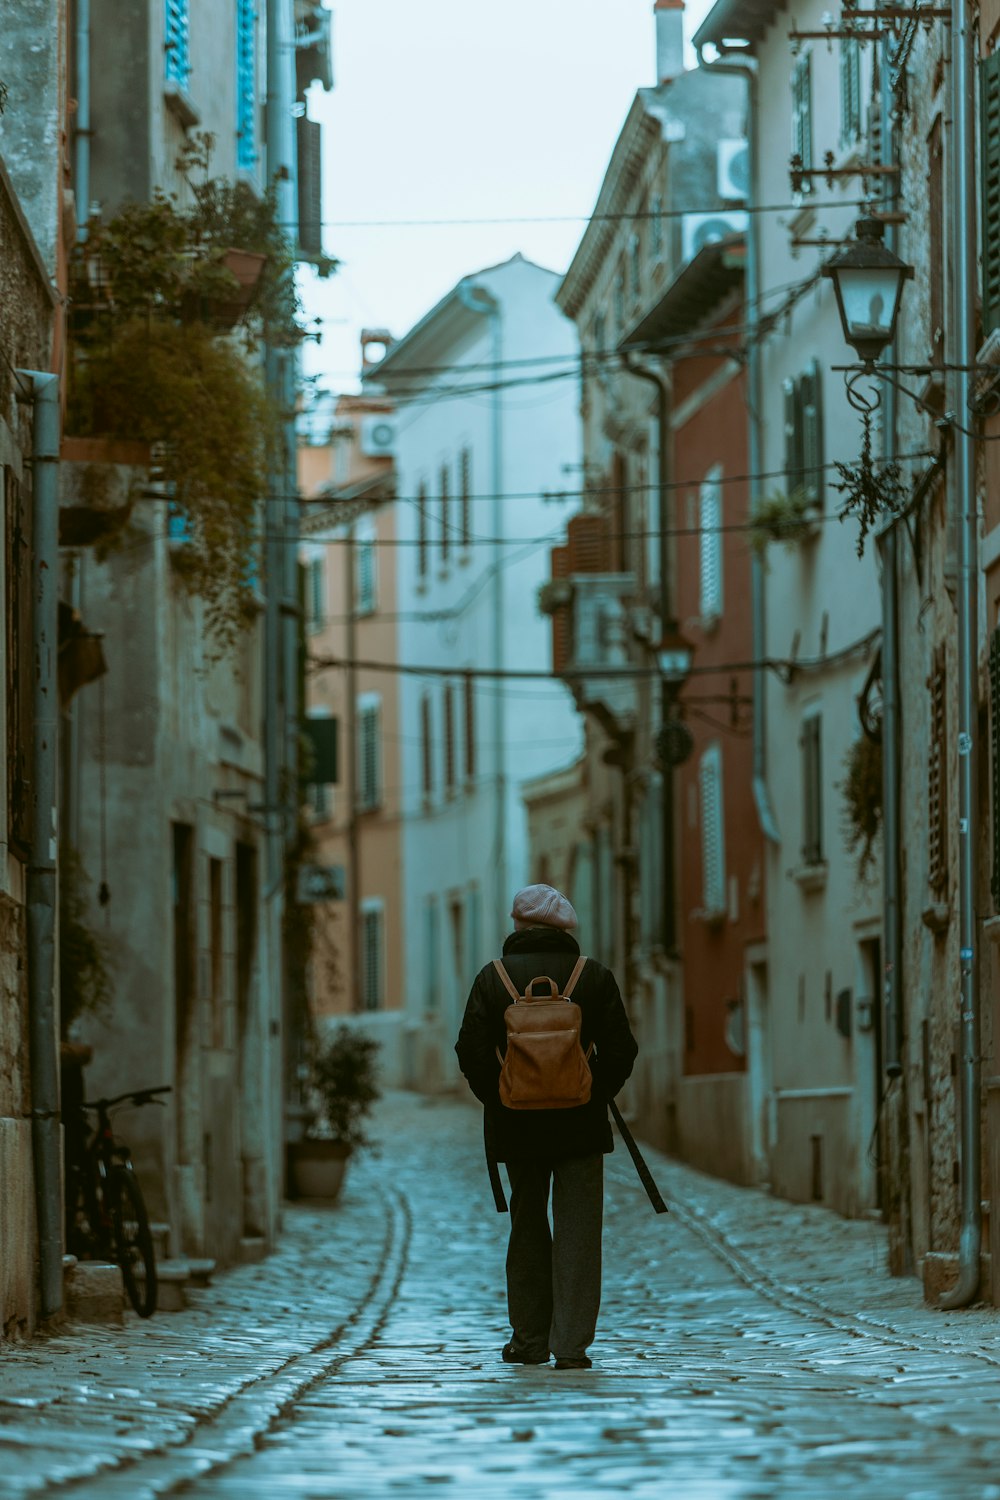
[165,0,190,87]
[308,557,324,627]
[801,361,825,509]
[444,683,456,791]
[426,898,440,1011]
[567,513,610,573]
[460,448,471,548]
[417,482,428,578]
[6,470,32,852]
[236,0,257,169]
[297,116,323,261]
[928,647,948,894]
[783,377,804,499]
[792,54,813,192]
[440,464,450,562]
[800,715,823,865]
[840,39,861,146]
[358,703,381,809]
[362,908,382,1011]
[421,695,433,798]
[982,53,1000,335]
[356,535,376,613]
[699,469,723,621]
[464,672,476,782]
[700,744,726,916]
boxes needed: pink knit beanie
[511,884,578,931]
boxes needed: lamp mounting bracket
[790,153,899,196]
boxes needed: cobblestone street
[4,1092,1000,1498]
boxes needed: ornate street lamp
[655,627,695,688]
[821,217,913,366]
[653,626,695,770]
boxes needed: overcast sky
[300,0,713,405]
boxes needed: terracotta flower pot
[287,1139,352,1202]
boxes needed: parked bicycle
[67,1086,171,1318]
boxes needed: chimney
[655,0,685,85]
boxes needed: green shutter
[801,360,825,510]
[784,377,803,499]
[981,52,1000,334]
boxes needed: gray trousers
[505,1154,603,1360]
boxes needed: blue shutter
[236,0,257,169]
[165,0,190,88]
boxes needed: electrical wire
[278,197,877,230]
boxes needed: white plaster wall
[392,258,582,1088]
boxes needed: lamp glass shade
[657,645,692,684]
[832,265,905,360]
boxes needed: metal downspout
[73,0,90,243]
[941,0,982,1309]
[695,45,779,844]
[878,20,903,1081]
[622,356,677,951]
[20,370,63,1319]
[346,526,362,1014]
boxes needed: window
[840,38,862,147]
[983,53,1000,334]
[357,696,382,810]
[800,711,823,866]
[421,694,433,799]
[209,857,225,1047]
[783,361,824,508]
[361,902,384,1011]
[929,115,944,356]
[236,0,257,169]
[464,673,476,782]
[629,230,641,299]
[305,555,324,631]
[650,194,663,260]
[449,896,465,999]
[466,883,481,985]
[640,775,663,946]
[440,463,451,564]
[928,645,948,895]
[444,683,456,793]
[699,465,723,624]
[165,0,191,88]
[417,481,429,581]
[700,743,726,917]
[356,527,376,614]
[614,260,626,332]
[791,52,813,193]
[5,469,32,852]
[309,780,330,820]
[459,448,472,550]
[592,311,606,352]
[425,896,440,1011]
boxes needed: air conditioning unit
[681,210,749,266]
[359,414,397,457]
[718,138,749,201]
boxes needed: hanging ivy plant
[59,845,116,1039]
[840,734,883,885]
[68,319,274,650]
[832,404,908,557]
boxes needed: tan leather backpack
[492,956,593,1110]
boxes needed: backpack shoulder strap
[562,956,587,1000]
[492,959,522,1003]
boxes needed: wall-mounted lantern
[822,217,914,366]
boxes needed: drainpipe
[940,0,981,1309]
[877,28,903,1082]
[346,526,362,1014]
[695,44,779,845]
[456,281,506,939]
[621,356,677,952]
[73,0,91,243]
[19,370,63,1320]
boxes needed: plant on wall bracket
[748,487,819,554]
[840,732,883,886]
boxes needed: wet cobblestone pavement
[3,1093,1000,1498]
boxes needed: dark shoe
[502,1340,550,1365]
[553,1356,592,1370]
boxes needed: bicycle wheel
[108,1168,158,1317]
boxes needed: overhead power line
[283,198,875,230]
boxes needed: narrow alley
[3,1093,1000,1500]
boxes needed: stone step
[186,1257,216,1286]
[149,1220,171,1260]
[155,1257,191,1312]
[238,1236,267,1265]
[64,1260,124,1325]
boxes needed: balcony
[543,515,638,729]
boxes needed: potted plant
[288,1028,381,1202]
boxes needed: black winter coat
[455,928,639,1164]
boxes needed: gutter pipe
[19,370,63,1319]
[877,20,903,1081]
[456,281,507,941]
[621,355,678,952]
[695,43,779,844]
[73,0,91,243]
[940,0,981,1309]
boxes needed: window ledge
[692,906,727,930]
[792,861,827,893]
[164,81,200,131]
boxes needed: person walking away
[455,884,638,1370]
